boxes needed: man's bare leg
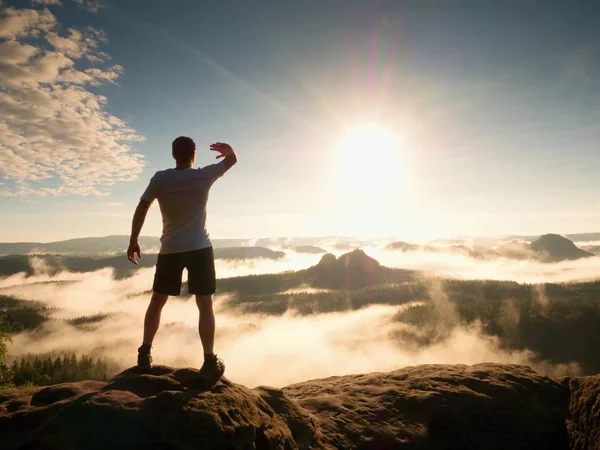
[195,294,224,377]
[195,294,215,354]
[143,292,169,346]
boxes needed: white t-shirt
[141,162,225,254]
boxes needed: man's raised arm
[210,142,238,172]
[127,199,152,265]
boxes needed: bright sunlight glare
[335,124,402,197]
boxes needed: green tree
[0,315,12,386]
[0,315,10,363]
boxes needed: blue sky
[1,0,599,242]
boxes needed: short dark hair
[172,136,196,162]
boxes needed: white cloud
[0,6,145,197]
[46,28,97,59]
[100,201,124,207]
[85,65,123,85]
[0,40,39,64]
[32,0,62,6]
[74,0,104,13]
[0,7,56,40]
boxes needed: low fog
[226,240,600,284]
[214,251,323,278]
[373,248,600,284]
[1,246,592,387]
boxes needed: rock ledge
[1,363,599,450]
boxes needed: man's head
[172,136,196,165]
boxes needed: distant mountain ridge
[3,233,597,262]
[293,245,327,254]
[0,247,288,278]
[0,236,250,255]
[0,235,354,256]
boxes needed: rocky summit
[1,364,599,450]
[530,234,593,262]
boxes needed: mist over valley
[2,232,600,390]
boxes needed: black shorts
[152,247,216,296]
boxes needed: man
[127,137,237,378]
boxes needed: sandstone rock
[0,365,320,450]
[31,380,106,406]
[561,375,600,450]
[285,363,570,450]
[1,364,599,449]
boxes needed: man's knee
[150,292,169,308]
[195,294,213,310]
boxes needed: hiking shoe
[199,354,225,379]
[137,345,152,369]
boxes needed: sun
[335,124,402,197]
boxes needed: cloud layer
[372,245,600,284]
[0,5,144,196]
[1,256,584,388]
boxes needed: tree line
[0,300,121,387]
[1,352,120,387]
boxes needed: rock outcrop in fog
[1,363,599,449]
[306,249,413,289]
[530,234,594,262]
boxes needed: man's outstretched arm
[127,199,152,265]
[210,142,238,172]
